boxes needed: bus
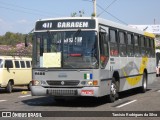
[0,56,32,93]
[30,17,156,102]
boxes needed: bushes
[0,42,32,57]
[0,32,32,57]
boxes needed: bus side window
[26,61,31,68]
[109,29,119,56]
[5,60,13,69]
[140,36,145,57]
[127,33,134,57]
[119,31,127,57]
[15,61,20,68]
[0,59,3,68]
[20,61,25,68]
[134,35,140,57]
[145,37,151,57]
[151,38,155,57]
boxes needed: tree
[0,32,26,46]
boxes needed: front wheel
[27,82,32,91]
[108,78,119,103]
[6,81,13,93]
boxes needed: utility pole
[93,0,96,17]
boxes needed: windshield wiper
[72,29,81,38]
[47,31,58,53]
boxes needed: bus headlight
[87,81,93,85]
[87,80,98,86]
[81,80,98,86]
[32,80,40,86]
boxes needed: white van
[0,56,32,93]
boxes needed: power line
[82,0,128,25]
[97,0,118,17]
[96,3,128,25]
[0,5,51,17]
[0,1,64,17]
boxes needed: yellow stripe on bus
[123,57,148,86]
[144,32,155,38]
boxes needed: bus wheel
[27,82,32,91]
[140,73,147,93]
[6,81,13,93]
[108,78,119,103]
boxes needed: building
[129,25,160,35]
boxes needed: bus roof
[0,56,32,60]
[97,17,155,38]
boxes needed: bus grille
[46,80,80,86]
[47,89,77,96]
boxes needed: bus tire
[140,73,147,93]
[27,82,32,91]
[108,78,119,103]
[6,81,13,93]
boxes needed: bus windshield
[33,31,98,69]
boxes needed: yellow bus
[0,56,32,93]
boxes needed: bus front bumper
[31,86,100,97]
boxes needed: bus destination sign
[35,19,96,30]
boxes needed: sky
[0,0,160,35]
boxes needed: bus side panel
[119,57,143,91]
[99,69,112,96]
[147,58,156,84]
[119,56,156,92]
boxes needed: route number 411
[42,22,52,29]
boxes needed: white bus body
[31,17,156,102]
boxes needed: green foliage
[0,32,26,46]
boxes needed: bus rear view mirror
[25,28,34,47]
[25,35,28,47]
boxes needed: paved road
[0,77,160,120]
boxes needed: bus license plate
[81,90,94,95]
